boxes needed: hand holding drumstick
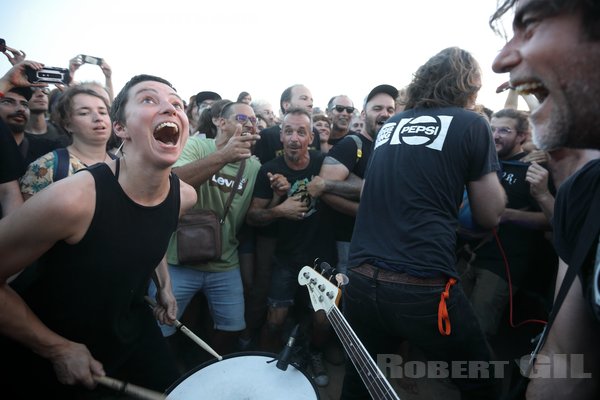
[144,296,223,360]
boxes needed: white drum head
[167,352,319,400]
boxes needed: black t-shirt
[324,133,373,241]
[25,121,72,148]
[472,152,550,285]
[252,150,335,265]
[253,125,321,165]
[553,159,600,322]
[349,107,500,278]
[0,119,25,183]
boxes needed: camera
[0,38,6,53]
[25,66,71,85]
[77,54,103,66]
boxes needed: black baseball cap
[364,84,399,108]
[195,91,221,107]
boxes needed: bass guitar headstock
[298,260,347,313]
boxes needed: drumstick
[94,376,166,400]
[144,296,223,360]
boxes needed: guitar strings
[328,308,395,399]
[329,307,399,400]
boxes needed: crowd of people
[1,1,599,398]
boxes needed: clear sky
[2,0,520,113]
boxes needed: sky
[2,0,520,113]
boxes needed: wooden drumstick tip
[179,324,223,360]
[144,296,223,361]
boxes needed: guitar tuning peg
[334,273,349,287]
[313,257,322,270]
[319,261,334,275]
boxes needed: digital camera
[25,66,71,85]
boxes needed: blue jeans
[340,269,498,399]
[148,265,245,336]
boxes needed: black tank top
[20,160,180,362]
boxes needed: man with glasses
[308,85,398,276]
[460,108,553,343]
[149,101,261,367]
[26,87,71,146]
[326,95,356,145]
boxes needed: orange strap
[438,278,457,336]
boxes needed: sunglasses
[234,114,258,125]
[332,105,355,114]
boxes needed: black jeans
[340,268,499,400]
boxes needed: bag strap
[348,134,363,163]
[220,159,246,224]
[530,185,600,365]
[52,148,70,182]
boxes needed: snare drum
[166,351,320,399]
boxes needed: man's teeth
[155,122,179,132]
[514,82,543,95]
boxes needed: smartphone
[79,54,103,65]
[0,39,6,53]
[25,66,71,85]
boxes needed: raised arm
[173,134,259,187]
[526,161,555,222]
[98,59,114,101]
[1,44,26,66]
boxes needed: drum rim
[165,350,320,398]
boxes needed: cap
[364,84,399,108]
[195,91,221,106]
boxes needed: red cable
[492,228,547,327]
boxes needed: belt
[352,263,457,336]
[352,263,448,286]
